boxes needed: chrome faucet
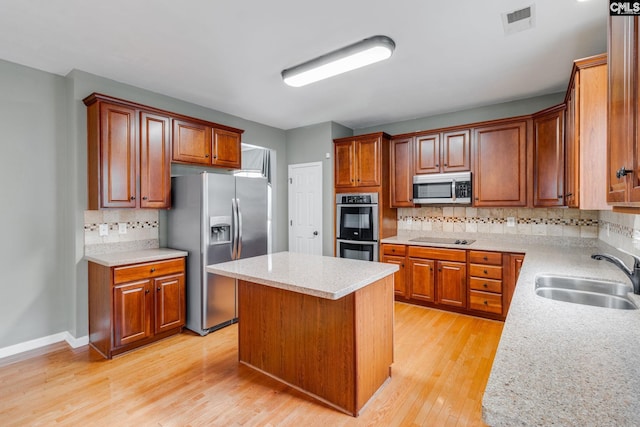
[591,248,640,295]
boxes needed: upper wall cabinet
[334,133,389,189]
[607,16,640,206]
[171,119,242,169]
[472,119,528,207]
[564,54,609,210]
[390,136,414,207]
[84,93,244,209]
[414,129,470,174]
[532,104,565,208]
[85,94,171,209]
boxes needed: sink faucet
[591,249,640,295]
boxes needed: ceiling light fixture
[281,35,395,87]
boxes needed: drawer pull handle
[484,300,488,305]
[483,256,488,261]
[150,268,156,273]
[483,283,488,288]
[484,269,488,274]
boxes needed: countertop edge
[85,248,188,267]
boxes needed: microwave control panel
[455,181,472,199]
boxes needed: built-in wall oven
[336,193,379,262]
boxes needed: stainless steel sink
[534,274,638,310]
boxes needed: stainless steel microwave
[412,171,472,205]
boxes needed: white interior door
[288,162,322,255]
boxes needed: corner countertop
[383,231,640,426]
[205,251,398,300]
[84,248,188,267]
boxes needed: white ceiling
[0,0,607,130]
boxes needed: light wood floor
[0,303,503,426]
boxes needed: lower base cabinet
[381,244,524,320]
[89,257,186,359]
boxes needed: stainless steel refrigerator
[167,172,268,335]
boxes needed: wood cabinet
[472,119,528,207]
[564,54,609,210]
[406,246,467,309]
[334,134,386,188]
[390,137,414,207]
[607,16,640,206]
[381,244,408,297]
[88,257,186,359]
[86,95,171,209]
[382,244,524,320]
[532,105,565,207]
[415,129,470,174]
[172,119,242,169]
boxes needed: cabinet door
[114,279,153,348]
[140,111,171,208]
[533,107,565,207]
[473,121,528,207]
[154,273,186,334]
[390,137,414,207]
[607,16,636,203]
[565,83,579,208]
[415,133,440,174]
[382,255,407,298]
[99,102,137,208]
[442,130,470,172]
[408,258,435,302]
[356,136,381,186]
[172,119,211,165]
[334,140,356,188]
[212,128,241,169]
[436,261,467,308]
[506,254,525,310]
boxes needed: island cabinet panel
[237,276,394,417]
[88,257,186,359]
[472,120,528,207]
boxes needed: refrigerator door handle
[237,198,243,259]
[231,198,238,260]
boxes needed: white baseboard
[0,332,89,359]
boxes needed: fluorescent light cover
[282,35,395,87]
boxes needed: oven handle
[335,203,378,208]
[336,238,378,245]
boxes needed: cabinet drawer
[469,264,503,280]
[469,277,503,294]
[382,244,406,256]
[468,250,502,265]
[408,246,466,262]
[114,258,185,284]
[469,291,503,314]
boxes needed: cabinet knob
[142,196,148,200]
[566,193,573,198]
[391,248,395,252]
[150,268,156,273]
[558,195,563,199]
[130,196,135,200]
[475,197,479,201]
[483,256,488,261]
[145,289,150,294]
[616,167,633,179]
[205,154,209,158]
[484,269,488,274]
[213,155,217,159]
[483,300,488,305]
[444,163,448,167]
[483,283,488,288]
[157,287,161,291]
[435,164,439,167]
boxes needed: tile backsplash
[397,207,599,238]
[84,209,159,255]
[598,210,640,252]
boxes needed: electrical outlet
[118,222,127,234]
[506,217,516,227]
[99,223,109,236]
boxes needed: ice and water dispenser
[210,216,231,244]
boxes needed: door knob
[313,231,318,236]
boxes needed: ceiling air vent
[502,4,536,35]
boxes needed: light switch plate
[99,223,109,236]
[118,223,127,234]
[506,217,516,227]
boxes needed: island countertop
[205,251,398,300]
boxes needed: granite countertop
[84,248,188,267]
[384,231,640,426]
[206,251,398,300]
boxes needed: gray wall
[0,59,69,346]
[355,92,565,135]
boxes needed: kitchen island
[206,251,398,416]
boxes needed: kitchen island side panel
[237,277,393,416]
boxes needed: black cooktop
[408,237,476,245]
